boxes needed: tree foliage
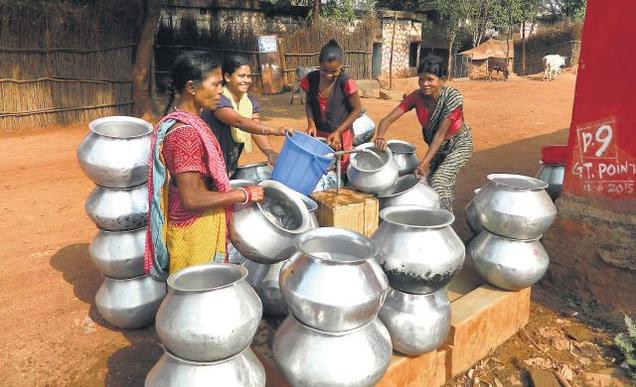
[542,0,587,21]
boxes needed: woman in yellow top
[202,55,294,176]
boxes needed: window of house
[409,43,420,68]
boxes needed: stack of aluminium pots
[372,206,465,356]
[230,179,317,317]
[77,116,165,329]
[275,228,393,387]
[146,264,265,386]
[466,174,557,291]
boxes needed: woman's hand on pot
[415,161,430,178]
[374,136,387,151]
[305,125,317,137]
[327,132,342,150]
[247,186,264,203]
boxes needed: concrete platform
[252,266,531,387]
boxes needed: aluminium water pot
[472,174,557,240]
[155,264,262,362]
[243,259,288,317]
[77,116,153,188]
[85,183,148,231]
[386,140,419,176]
[230,180,315,264]
[465,187,482,235]
[95,274,166,329]
[232,162,272,182]
[376,174,440,209]
[273,315,392,387]
[89,226,146,279]
[347,143,399,194]
[469,230,550,290]
[372,206,465,295]
[279,227,389,332]
[535,162,565,200]
[145,346,265,387]
[378,288,451,356]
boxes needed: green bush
[614,314,636,381]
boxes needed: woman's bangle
[238,187,250,205]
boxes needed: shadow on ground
[49,243,162,386]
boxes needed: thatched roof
[460,39,514,60]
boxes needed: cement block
[449,285,531,376]
[377,346,449,387]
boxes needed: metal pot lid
[88,116,153,139]
[486,173,548,191]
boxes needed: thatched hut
[459,39,514,80]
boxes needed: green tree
[543,0,587,20]
[430,0,474,78]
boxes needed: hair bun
[327,39,340,47]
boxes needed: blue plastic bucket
[272,132,334,195]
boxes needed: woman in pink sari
[144,51,263,280]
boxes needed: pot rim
[286,313,377,336]
[379,205,455,229]
[255,180,310,234]
[386,140,416,154]
[88,116,153,139]
[486,173,549,191]
[478,230,543,242]
[93,181,147,192]
[294,227,379,264]
[166,263,248,293]
[376,174,421,198]
[96,225,147,235]
[161,344,250,365]
[102,273,152,282]
[296,193,318,213]
[388,286,449,301]
[236,162,270,170]
[350,143,393,173]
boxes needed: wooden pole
[312,0,320,25]
[277,36,288,88]
[389,11,397,89]
[521,20,527,76]
[132,0,161,120]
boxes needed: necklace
[319,77,338,99]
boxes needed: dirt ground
[0,72,626,386]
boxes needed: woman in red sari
[144,51,263,280]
